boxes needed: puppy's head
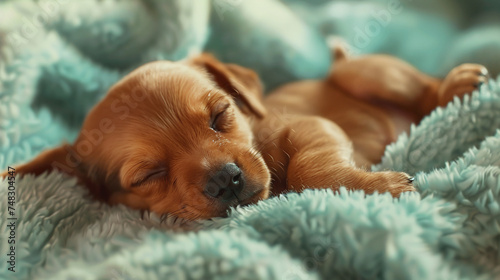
[9,54,271,219]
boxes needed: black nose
[205,163,244,200]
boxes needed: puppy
[1,51,488,220]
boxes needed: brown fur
[1,51,488,220]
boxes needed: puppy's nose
[205,163,244,200]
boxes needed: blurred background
[0,0,499,168]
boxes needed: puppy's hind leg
[328,54,443,118]
[328,55,489,119]
[436,64,489,108]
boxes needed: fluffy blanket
[1,0,500,279]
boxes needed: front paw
[438,64,489,107]
[367,171,416,198]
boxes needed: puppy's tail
[327,36,351,62]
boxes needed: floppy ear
[1,145,72,178]
[1,144,109,200]
[189,53,267,118]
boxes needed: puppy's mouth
[237,188,267,207]
[211,188,267,218]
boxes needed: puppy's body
[2,51,487,219]
[260,79,406,168]
[252,53,486,196]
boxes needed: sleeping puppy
[1,50,488,220]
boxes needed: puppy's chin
[240,187,270,206]
[180,185,271,220]
[203,189,269,219]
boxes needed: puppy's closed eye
[131,167,167,188]
[210,103,231,132]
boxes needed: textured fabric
[0,0,499,279]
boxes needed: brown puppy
[1,51,487,220]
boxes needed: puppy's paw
[438,64,489,107]
[385,172,416,198]
[367,171,416,198]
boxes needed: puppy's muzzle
[205,163,244,201]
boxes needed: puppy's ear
[1,145,71,177]
[189,53,267,118]
[1,144,105,196]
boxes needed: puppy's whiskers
[248,147,264,166]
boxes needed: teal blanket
[1,0,500,279]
